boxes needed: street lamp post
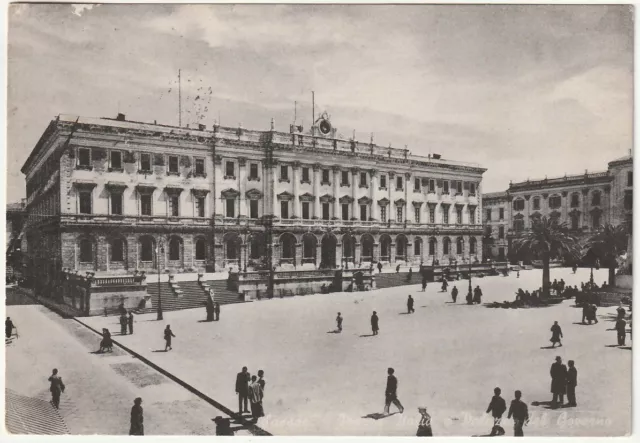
[467,261,473,304]
[157,240,165,321]
[243,229,251,273]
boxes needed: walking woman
[164,325,175,351]
[129,397,144,435]
[416,407,433,436]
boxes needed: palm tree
[584,224,628,286]
[514,217,580,296]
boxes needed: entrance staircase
[374,272,416,290]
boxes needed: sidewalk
[5,295,250,435]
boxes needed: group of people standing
[235,366,266,422]
[205,294,221,322]
[549,356,578,408]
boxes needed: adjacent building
[21,113,486,294]
[482,154,633,261]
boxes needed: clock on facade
[319,119,332,135]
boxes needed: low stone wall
[89,286,150,316]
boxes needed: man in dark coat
[384,368,404,415]
[550,356,568,407]
[396,264,401,273]
[164,325,175,351]
[205,295,214,322]
[120,314,128,335]
[371,311,379,335]
[486,387,507,436]
[129,397,144,435]
[615,318,627,346]
[441,278,448,292]
[407,295,415,314]
[421,276,427,292]
[550,321,563,347]
[378,262,383,274]
[451,286,458,303]
[581,304,589,324]
[617,303,627,320]
[236,366,251,414]
[214,302,221,321]
[473,286,483,304]
[566,360,577,407]
[48,368,65,409]
[507,390,529,436]
[407,268,413,282]
[336,312,343,333]
[5,317,14,339]
[128,312,134,335]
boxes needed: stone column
[292,161,300,218]
[370,169,378,221]
[407,236,414,264]
[405,172,411,223]
[388,172,394,222]
[373,243,380,262]
[315,239,322,268]
[582,188,589,230]
[271,160,279,217]
[604,185,611,225]
[332,166,340,219]
[295,242,302,268]
[214,155,223,216]
[355,242,362,265]
[524,194,531,229]
[351,168,359,220]
[313,163,321,218]
[238,157,247,218]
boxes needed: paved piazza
[83,268,630,436]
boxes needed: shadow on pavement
[539,345,561,349]
[362,412,397,420]
[152,349,168,353]
[359,334,375,338]
[326,330,340,334]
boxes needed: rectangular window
[226,199,235,218]
[456,181,463,194]
[443,180,449,194]
[429,179,435,193]
[486,209,492,221]
[469,208,476,224]
[169,195,179,217]
[322,202,330,220]
[140,194,152,216]
[360,205,367,221]
[592,192,601,206]
[322,169,330,184]
[414,178,421,192]
[140,153,151,172]
[360,172,367,186]
[456,207,463,224]
[628,171,633,187]
[281,201,289,219]
[469,183,476,195]
[396,206,403,223]
[168,156,179,174]
[499,208,504,220]
[302,202,310,220]
[302,167,310,183]
[341,171,349,185]
[111,193,123,215]
[196,196,205,218]
[380,175,387,189]
[225,161,235,178]
[381,206,387,223]
[342,204,349,220]
[250,200,259,219]
[624,190,633,210]
[78,148,91,167]
[79,191,92,214]
[281,165,289,180]
[195,158,205,176]
[429,206,435,223]
[110,151,122,170]
[442,206,449,224]
[414,207,420,223]
[250,163,259,179]
[499,226,505,239]
[396,176,403,191]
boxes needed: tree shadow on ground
[362,412,397,420]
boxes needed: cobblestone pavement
[5,292,251,436]
[84,267,631,436]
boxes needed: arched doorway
[279,233,297,266]
[414,237,423,261]
[361,234,374,263]
[396,234,408,262]
[223,233,242,268]
[302,233,317,265]
[320,234,337,269]
[342,234,356,266]
[429,237,437,258]
[380,234,392,262]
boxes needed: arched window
[592,191,601,206]
[456,237,464,255]
[414,238,422,256]
[79,239,93,263]
[281,234,296,260]
[571,193,580,208]
[443,237,450,255]
[195,238,206,260]
[514,219,525,232]
[111,238,125,262]
[532,197,540,210]
[513,199,525,211]
[469,237,477,254]
[140,237,154,262]
[169,237,181,261]
[549,195,562,209]
[429,238,437,256]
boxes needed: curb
[20,290,272,436]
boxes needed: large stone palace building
[21,113,486,292]
[483,154,633,260]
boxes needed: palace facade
[20,113,486,292]
[482,154,633,261]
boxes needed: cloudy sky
[7,4,633,201]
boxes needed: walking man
[214,302,221,321]
[421,275,428,292]
[378,262,383,274]
[550,356,568,407]
[249,375,264,421]
[396,264,401,273]
[617,303,626,320]
[615,317,627,346]
[407,295,415,314]
[371,311,379,336]
[336,312,343,333]
[236,366,250,414]
[550,321,563,348]
[129,397,144,435]
[507,390,529,437]
[473,285,483,304]
[441,278,448,292]
[205,295,214,322]
[566,360,577,407]
[120,313,128,335]
[5,317,14,339]
[486,387,506,436]
[164,325,175,351]
[128,311,134,335]
[384,368,404,415]
[48,368,65,409]
[451,286,458,303]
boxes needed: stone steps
[5,389,70,435]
